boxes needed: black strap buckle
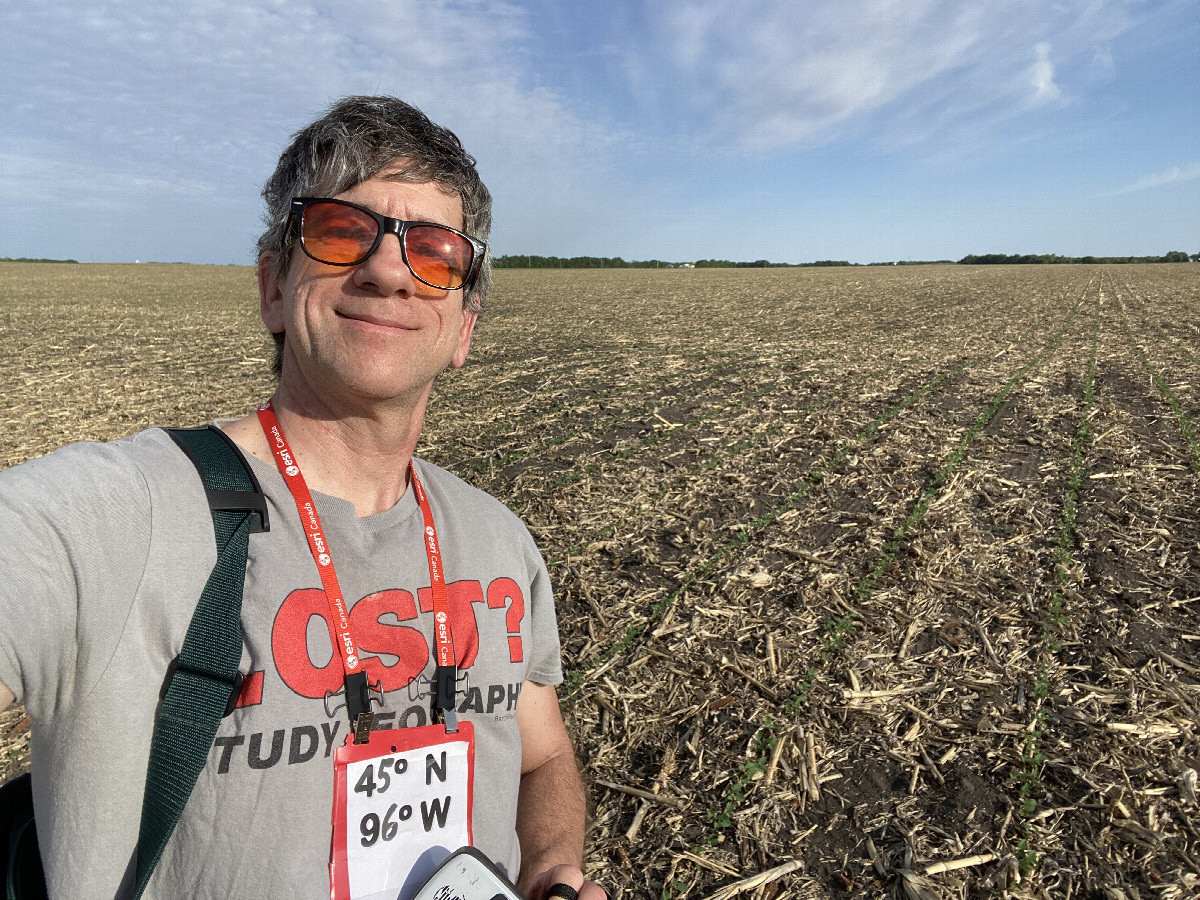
[205,487,269,534]
[168,424,271,534]
[163,656,245,718]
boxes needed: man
[0,96,603,900]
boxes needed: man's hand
[523,863,607,900]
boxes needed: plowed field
[2,262,1198,898]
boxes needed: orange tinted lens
[302,202,377,264]
[405,225,473,289]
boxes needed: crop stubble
[0,262,1197,898]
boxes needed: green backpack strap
[2,774,45,900]
[133,426,268,899]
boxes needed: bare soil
[1,262,1198,898]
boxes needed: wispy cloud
[0,0,624,261]
[0,149,217,208]
[1111,162,1200,195]
[643,0,985,151]
[612,0,1149,153]
[0,0,1195,263]
[0,1,610,199]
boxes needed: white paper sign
[343,741,471,900]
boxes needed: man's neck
[223,385,429,518]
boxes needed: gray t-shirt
[0,428,563,899]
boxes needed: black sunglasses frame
[290,197,487,292]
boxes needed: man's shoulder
[412,457,528,532]
[410,458,552,588]
[0,427,211,523]
[3,427,189,485]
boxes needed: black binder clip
[324,672,384,743]
[408,667,469,733]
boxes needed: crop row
[562,279,1086,687]
[569,276,1097,894]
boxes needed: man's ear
[450,311,478,369]
[258,251,286,335]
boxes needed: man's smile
[334,309,418,331]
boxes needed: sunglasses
[290,197,486,291]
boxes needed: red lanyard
[257,402,458,733]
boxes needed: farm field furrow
[427,342,760,456]
[1117,271,1200,375]
[430,286,967,492]
[1110,281,1200,473]
[1114,267,1200,362]
[1119,280,1200,371]
[1,262,1197,899]
[486,279,1080,598]
[453,350,820,483]
[564,278,1097,895]
[552,283,1088,681]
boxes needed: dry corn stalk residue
[1,262,1198,898]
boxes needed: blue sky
[1,0,1196,265]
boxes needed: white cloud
[1111,162,1200,195]
[1,0,1194,264]
[644,0,984,151]
[0,149,216,208]
[0,1,612,206]
[1028,43,1062,106]
[615,0,1150,153]
[0,0,631,261]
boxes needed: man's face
[260,166,478,412]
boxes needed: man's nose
[353,231,419,296]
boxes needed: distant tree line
[493,255,679,269]
[0,257,80,263]
[870,260,957,266]
[495,252,1199,270]
[494,255,855,269]
[959,251,1197,265]
[696,259,856,268]
[695,259,790,268]
[7,252,1196,269]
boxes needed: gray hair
[258,96,493,370]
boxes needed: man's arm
[514,681,605,900]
